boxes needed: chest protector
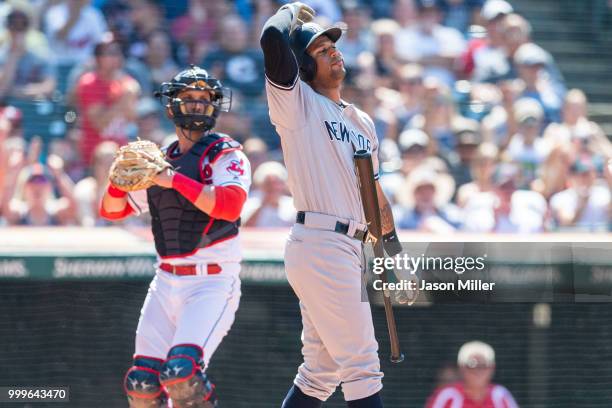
[147,133,242,258]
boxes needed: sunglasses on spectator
[7,18,28,32]
[520,117,540,127]
[402,145,426,155]
[27,174,49,184]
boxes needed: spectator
[1,156,77,226]
[393,63,426,132]
[448,116,482,189]
[250,0,276,49]
[505,98,550,185]
[394,165,461,232]
[514,42,563,124]
[550,157,611,231]
[464,0,512,82]
[143,30,179,89]
[530,142,572,201]
[44,0,108,67]
[74,34,140,166]
[171,0,229,64]
[543,89,612,159]
[407,79,456,157]
[370,19,402,82]
[0,116,11,218]
[441,0,484,34]
[393,0,419,32]
[135,97,166,145]
[455,81,500,122]
[398,128,431,168]
[425,341,519,408]
[456,142,498,207]
[202,14,265,98]
[125,0,163,60]
[0,8,57,100]
[73,140,137,226]
[462,162,547,233]
[502,13,565,98]
[242,161,295,227]
[394,0,467,86]
[379,128,448,201]
[343,82,397,142]
[0,4,50,58]
[242,137,271,174]
[336,0,374,70]
[213,92,251,143]
[481,78,521,148]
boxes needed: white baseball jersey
[127,149,251,265]
[129,146,249,376]
[265,76,384,402]
[265,76,379,224]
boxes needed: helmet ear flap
[300,53,317,82]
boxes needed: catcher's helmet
[155,65,232,132]
[290,22,343,82]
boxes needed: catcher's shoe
[160,344,218,407]
[162,372,217,408]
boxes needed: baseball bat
[354,150,404,364]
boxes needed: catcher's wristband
[172,173,203,203]
[107,184,128,198]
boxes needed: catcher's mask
[155,65,232,132]
[290,22,344,82]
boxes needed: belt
[159,263,222,276]
[296,211,367,242]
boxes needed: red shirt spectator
[75,36,139,165]
[426,341,520,408]
[426,382,518,408]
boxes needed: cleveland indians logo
[226,159,244,176]
[203,164,213,184]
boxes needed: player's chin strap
[179,127,207,143]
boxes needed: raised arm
[260,2,313,87]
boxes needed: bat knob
[390,353,404,364]
[354,150,371,159]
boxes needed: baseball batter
[260,3,402,407]
[100,66,251,408]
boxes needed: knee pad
[124,356,167,408]
[159,344,217,407]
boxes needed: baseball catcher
[100,65,251,408]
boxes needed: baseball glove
[109,140,172,192]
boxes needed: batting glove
[280,2,316,34]
[393,268,420,306]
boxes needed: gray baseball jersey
[265,76,379,223]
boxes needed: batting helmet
[155,65,232,132]
[290,22,344,82]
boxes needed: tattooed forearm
[375,180,396,234]
[380,202,395,235]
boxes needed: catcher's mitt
[109,140,172,192]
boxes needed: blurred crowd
[0,0,611,232]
